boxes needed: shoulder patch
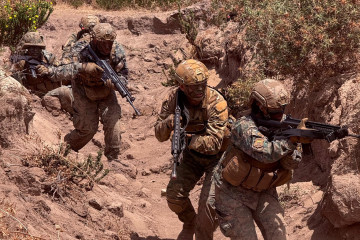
[253,138,264,150]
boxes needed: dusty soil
[0,2,359,240]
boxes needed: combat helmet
[20,32,46,49]
[91,23,116,41]
[249,79,289,114]
[79,15,99,31]
[175,59,209,85]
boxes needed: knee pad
[167,198,191,214]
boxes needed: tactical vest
[183,87,232,153]
[221,144,293,192]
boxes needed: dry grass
[0,200,45,240]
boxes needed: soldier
[210,79,305,240]
[154,59,229,240]
[49,23,128,161]
[62,15,99,58]
[10,31,61,97]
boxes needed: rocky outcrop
[288,73,360,231]
[0,69,34,150]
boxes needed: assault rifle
[171,90,189,179]
[10,55,48,78]
[255,115,360,143]
[84,45,141,116]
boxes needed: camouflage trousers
[210,165,287,240]
[45,86,74,115]
[166,148,221,240]
[64,83,122,160]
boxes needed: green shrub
[63,0,84,8]
[211,0,360,81]
[0,0,53,48]
[95,0,193,10]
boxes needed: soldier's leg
[253,191,287,240]
[215,181,258,240]
[195,164,218,240]
[64,85,98,151]
[46,86,74,115]
[99,91,122,161]
[166,151,204,239]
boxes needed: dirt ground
[0,3,359,240]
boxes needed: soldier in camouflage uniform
[49,23,128,161]
[11,32,61,97]
[62,15,99,59]
[154,59,229,240]
[209,79,304,240]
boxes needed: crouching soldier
[11,31,61,97]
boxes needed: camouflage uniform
[155,85,228,240]
[209,79,302,240]
[62,15,99,59]
[51,23,128,160]
[11,32,61,97]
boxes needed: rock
[321,174,360,227]
[126,154,135,160]
[107,201,124,218]
[89,199,103,211]
[161,189,167,197]
[150,166,160,174]
[141,169,151,176]
[41,95,61,113]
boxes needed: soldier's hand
[165,114,175,130]
[334,127,349,139]
[14,60,26,70]
[290,118,313,144]
[81,62,104,78]
[36,65,49,76]
[280,151,301,170]
[105,79,116,90]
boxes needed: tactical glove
[334,127,349,139]
[79,62,104,86]
[36,65,50,76]
[13,60,26,70]
[105,79,116,90]
[80,62,104,78]
[165,114,175,130]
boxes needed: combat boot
[177,218,195,240]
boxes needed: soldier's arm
[112,41,129,83]
[48,62,82,83]
[188,98,228,155]
[154,90,176,142]
[232,117,296,163]
[62,33,77,58]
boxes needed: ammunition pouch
[83,85,110,101]
[221,145,293,192]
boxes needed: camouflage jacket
[154,87,228,155]
[49,39,129,84]
[231,115,296,163]
[61,31,92,60]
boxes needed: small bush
[0,0,53,48]
[95,0,194,10]
[210,0,360,81]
